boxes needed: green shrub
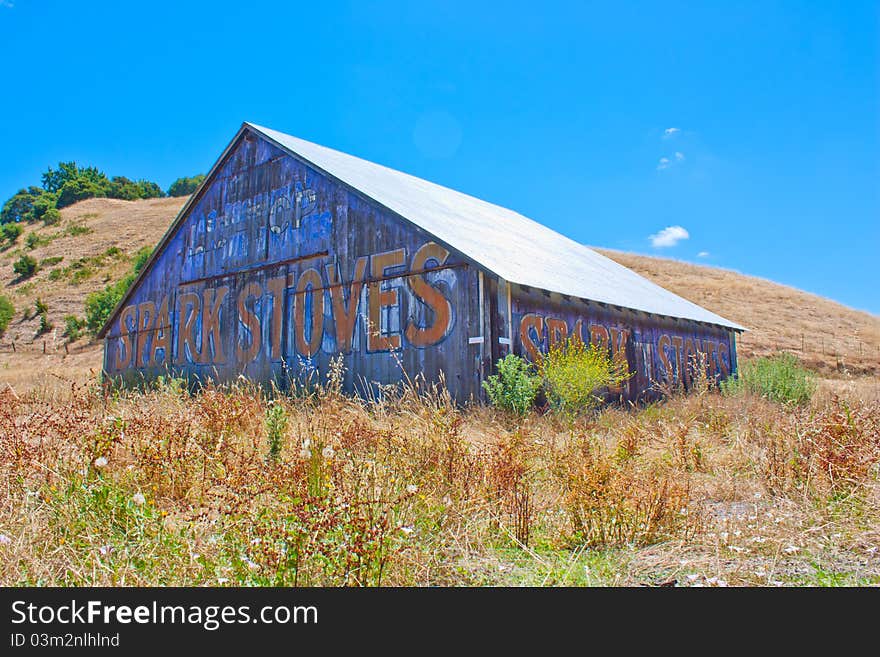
[65,223,92,237]
[131,246,152,273]
[63,315,84,341]
[266,404,288,461]
[85,273,134,334]
[0,295,13,336]
[24,232,49,250]
[538,339,631,414]
[483,354,542,416]
[71,267,95,284]
[83,246,153,335]
[720,353,816,405]
[48,269,64,281]
[13,254,38,278]
[34,298,52,334]
[41,256,64,267]
[2,222,23,243]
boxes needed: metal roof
[250,123,744,331]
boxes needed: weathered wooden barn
[99,122,744,401]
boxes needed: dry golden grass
[0,373,877,587]
[599,249,880,376]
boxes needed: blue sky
[1,1,877,313]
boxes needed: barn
[99,122,744,401]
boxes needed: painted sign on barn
[102,124,740,402]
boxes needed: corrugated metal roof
[249,123,744,331]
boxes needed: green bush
[483,354,542,416]
[266,404,289,461]
[34,298,52,334]
[63,315,84,341]
[538,339,631,414]
[131,246,153,273]
[13,254,38,278]
[167,174,206,197]
[2,222,23,243]
[25,232,50,249]
[0,295,14,336]
[85,273,134,334]
[720,353,816,405]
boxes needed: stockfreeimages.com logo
[11,600,317,631]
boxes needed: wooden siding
[504,284,738,402]
[103,131,483,400]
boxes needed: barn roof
[100,122,744,337]
[249,123,744,331]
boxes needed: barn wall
[506,283,737,401]
[103,130,483,400]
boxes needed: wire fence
[738,332,880,367]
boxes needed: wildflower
[400,525,414,535]
[0,534,11,545]
[406,484,418,494]
[132,492,146,505]
[243,556,260,571]
[783,545,799,554]
[322,445,335,459]
[217,578,229,585]
[98,545,113,556]
[728,545,745,553]
[93,456,108,468]
[686,574,700,582]
[300,439,312,460]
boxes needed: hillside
[0,196,877,389]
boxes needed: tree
[57,177,109,209]
[167,174,206,197]
[41,162,81,193]
[1,186,42,224]
[42,162,107,194]
[135,179,165,199]
[30,192,58,222]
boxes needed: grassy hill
[0,196,877,389]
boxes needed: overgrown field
[1,372,878,587]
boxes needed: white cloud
[649,225,690,248]
[663,127,680,137]
[697,251,710,258]
[675,151,685,161]
[656,157,671,171]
